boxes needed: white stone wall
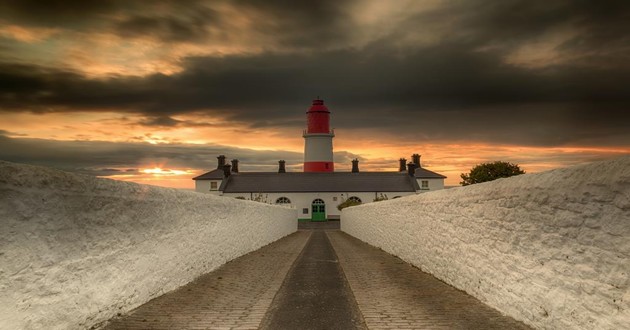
[0,161,297,330]
[342,157,630,330]
[223,191,416,219]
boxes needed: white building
[193,99,446,221]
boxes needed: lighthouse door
[311,199,326,221]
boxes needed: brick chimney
[399,158,407,172]
[222,164,231,177]
[231,159,239,173]
[407,162,416,176]
[278,160,286,173]
[351,159,359,173]
[412,154,421,168]
[217,155,226,169]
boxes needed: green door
[311,199,326,221]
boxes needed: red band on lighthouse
[303,99,334,172]
[304,161,333,172]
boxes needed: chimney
[407,162,416,176]
[278,160,286,173]
[222,164,232,177]
[399,158,407,172]
[231,159,239,173]
[412,154,421,168]
[217,155,226,169]
[351,159,359,173]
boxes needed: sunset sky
[1,0,629,189]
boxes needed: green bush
[460,161,525,186]
[337,199,362,211]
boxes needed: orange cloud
[0,24,59,42]
[2,111,627,189]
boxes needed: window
[348,196,362,203]
[421,180,429,189]
[210,181,218,190]
[302,208,309,214]
[275,197,291,204]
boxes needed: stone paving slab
[260,231,366,330]
[102,231,310,330]
[327,231,532,330]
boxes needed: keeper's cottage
[194,99,446,221]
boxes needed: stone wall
[341,157,630,329]
[0,161,297,330]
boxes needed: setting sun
[141,167,192,176]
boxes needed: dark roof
[192,169,223,180]
[414,167,447,178]
[221,172,419,193]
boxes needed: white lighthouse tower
[303,98,335,172]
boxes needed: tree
[460,161,525,186]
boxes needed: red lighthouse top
[306,98,331,133]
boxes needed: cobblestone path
[103,226,531,329]
[103,231,310,330]
[328,231,531,330]
[260,231,366,330]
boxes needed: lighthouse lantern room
[303,99,335,172]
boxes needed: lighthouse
[303,98,335,172]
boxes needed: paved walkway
[328,231,531,329]
[104,231,310,330]
[260,231,365,330]
[103,225,531,329]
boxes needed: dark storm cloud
[115,0,354,46]
[114,3,220,43]
[0,134,304,176]
[2,43,629,147]
[0,0,120,28]
[408,1,630,49]
[234,0,355,47]
[0,0,354,47]
[1,0,630,147]
[4,45,629,112]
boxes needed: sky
[0,0,629,189]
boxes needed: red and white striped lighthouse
[303,98,334,172]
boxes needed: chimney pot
[231,159,239,173]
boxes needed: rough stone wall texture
[341,156,630,330]
[0,161,297,330]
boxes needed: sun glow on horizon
[141,167,193,176]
